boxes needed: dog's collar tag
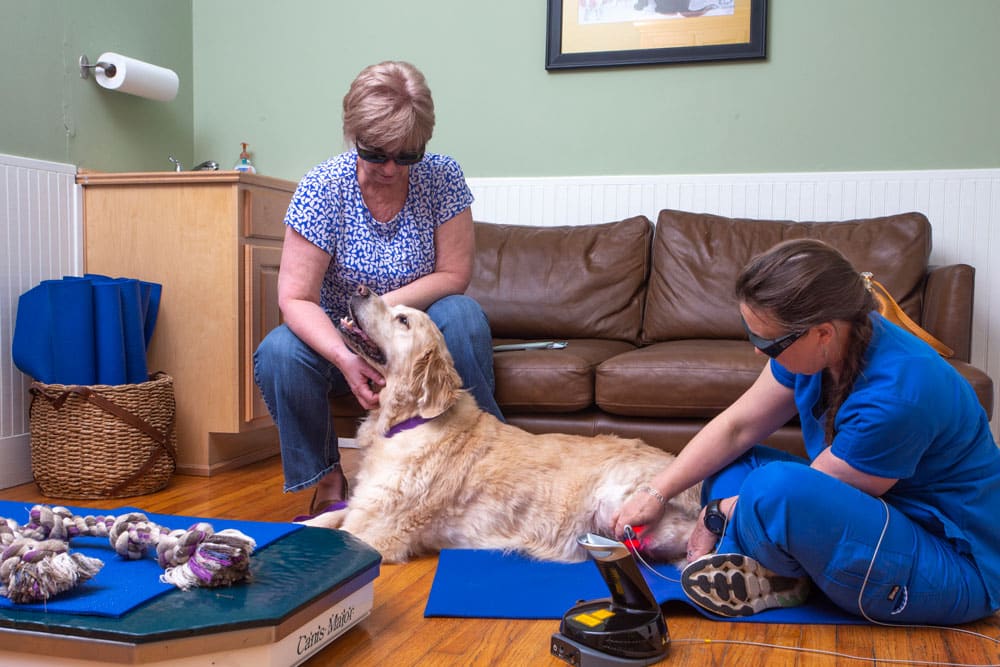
[385,416,432,438]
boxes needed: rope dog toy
[0,505,256,603]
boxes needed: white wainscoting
[0,153,81,488]
[468,168,1000,437]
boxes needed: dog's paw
[369,544,412,564]
[351,531,413,564]
[298,509,348,529]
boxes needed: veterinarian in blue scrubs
[613,239,1000,624]
[254,61,501,519]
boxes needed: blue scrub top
[772,312,1000,607]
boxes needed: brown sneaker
[681,553,811,617]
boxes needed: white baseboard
[0,434,33,489]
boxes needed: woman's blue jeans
[703,446,994,624]
[254,295,501,493]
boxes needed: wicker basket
[28,372,177,498]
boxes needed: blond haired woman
[255,61,501,520]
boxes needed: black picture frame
[546,0,767,70]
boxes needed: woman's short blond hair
[342,61,435,151]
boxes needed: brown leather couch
[332,210,994,457]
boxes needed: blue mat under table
[425,549,867,625]
[0,500,301,618]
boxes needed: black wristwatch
[703,499,727,536]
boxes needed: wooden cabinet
[78,171,293,475]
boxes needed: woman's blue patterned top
[284,150,474,319]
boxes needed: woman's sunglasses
[740,315,806,358]
[355,141,425,166]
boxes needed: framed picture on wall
[546,0,767,70]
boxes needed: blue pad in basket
[12,275,161,386]
[0,501,301,618]
[425,549,866,625]
[13,278,97,385]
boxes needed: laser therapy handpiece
[551,534,669,666]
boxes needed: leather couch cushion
[596,340,767,418]
[468,217,652,344]
[494,338,635,412]
[642,210,932,343]
[596,340,994,422]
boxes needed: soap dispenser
[234,142,256,173]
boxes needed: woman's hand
[612,487,667,538]
[686,496,738,562]
[341,354,384,410]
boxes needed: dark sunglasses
[355,141,425,166]
[740,315,806,358]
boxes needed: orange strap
[861,272,954,358]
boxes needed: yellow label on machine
[569,607,615,628]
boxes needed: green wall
[3,1,998,180]
[0,0,193,172]
[192,0,1000,181]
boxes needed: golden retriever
[302,286,701,564]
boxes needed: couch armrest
[922,264,975,362]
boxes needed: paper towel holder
[79,54,115,79]
[78,52,179,102]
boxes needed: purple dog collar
[385,416,432,438]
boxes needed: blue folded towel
[13,275,161,385]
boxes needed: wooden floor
[3,450,1000,666]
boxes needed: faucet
[168,155,183,172]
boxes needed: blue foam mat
[425,549,866,625]
[0,500,301,618]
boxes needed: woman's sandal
[310,476,350,514]
[292,473,350,522]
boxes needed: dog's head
[338,286,462,421]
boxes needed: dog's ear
[410,346,462,419]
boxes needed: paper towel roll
[95,52,179,102]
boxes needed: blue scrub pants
[703,446,994,624]
[254,294,502,493]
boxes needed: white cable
[623,524,685,582]
[857,496,893,623]
[671,638,998,666]
[855,498,1000,650]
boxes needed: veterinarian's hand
[686,495,738,562]
[612,489,666,539]
[343,355,384,410]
